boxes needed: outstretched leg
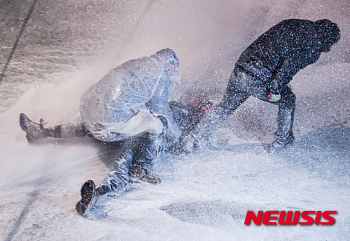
[130,133,163,184]
[91,132,164,195]
[97,149,135,195]
[19,113,87,143]
[75,148,134,216]
[75,133,165,216]
[75,118,169,216]
[180,79,249,152]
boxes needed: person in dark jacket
[181,19,340,152]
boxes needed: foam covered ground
[0,0,349,240]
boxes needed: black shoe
[267,139,294,153]
[19,113,46,143]
[75,180,99,216]
[129,164,161,184]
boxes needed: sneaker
[75,180,99,216]
[19,113,46,143]
[129,164,161,184]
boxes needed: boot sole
[75,180,97,216]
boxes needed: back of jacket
[235,19,324,93]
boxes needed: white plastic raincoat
[80,49,181,142]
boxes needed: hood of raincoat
[155,48,181,92]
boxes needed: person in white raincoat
[80,48,181,143]
[77,48,181,216]
[19,48,181,216]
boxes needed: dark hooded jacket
[235,19,340,94]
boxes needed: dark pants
[96,132,165,195]
[40,112,172,195]
[97,104,204,194]
[193,69,295,145]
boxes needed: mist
[0,0,349,240]
[1,0,349,135]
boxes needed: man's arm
[270,50,321,94]
[147,76,180,141]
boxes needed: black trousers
[97,132,164,195]
[193,69,296,144]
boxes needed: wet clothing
[73,49,181,195]
[96,132,165,195]
[80,51,181,143]
[97,148,134,195]
[168,100,204,138]
[42,123,88,139]
[183,19,339,149]
[43,101,203,141]
[235,19,335,97]
[21,97,204,195]
[96,101,205,195]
